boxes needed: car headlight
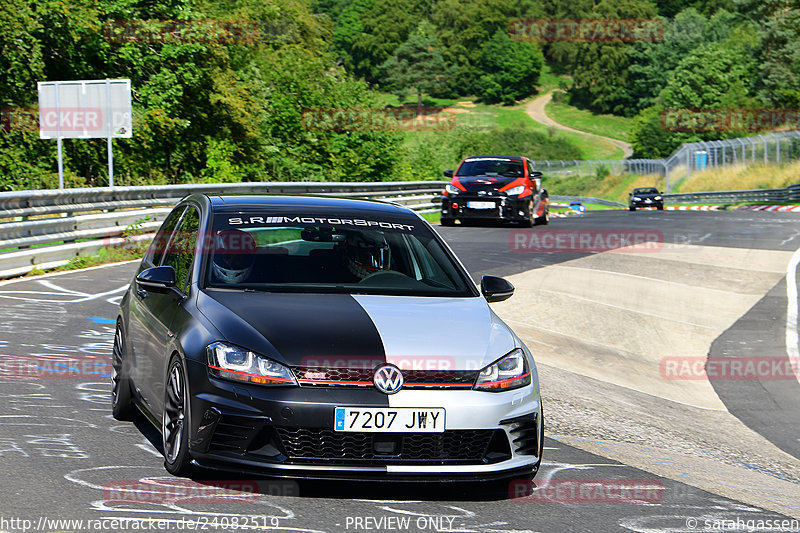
[505,185,525,196]
[445,184,460,194]
[207,342,297,386]
[473,348,531,392]
[654,195,662,200]
[633,196,641,201]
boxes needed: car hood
[198,290,516,370]
[455,176,518,194]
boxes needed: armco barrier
[1,181,797,279]
[0,182,447,279]
[663,184,799,204]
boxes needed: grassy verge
[420,212,441,224]
[544,98,632,142]
[536,64,568,94]
[454,100,625,160]
[671,161,800,193]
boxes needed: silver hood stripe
[351,294,516,372]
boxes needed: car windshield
[635,188,659,194]
[456,159,524,177]
[205,214,475,297]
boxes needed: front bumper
[631,199,663,208]
[185,360,542,478]
[441,195,531,222]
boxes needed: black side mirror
[443,170,453,178]
[481,275,515,303]
[136,266,179,296]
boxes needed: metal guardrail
[664,183,800,204]
[550,195,626,208]
[0,182,447,279]
[2,181,798,279]
[531,131,800,194]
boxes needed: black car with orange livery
[440,156,549,227]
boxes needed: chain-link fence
[530,131,800,193]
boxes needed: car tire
[111,319,135,421]
[440,218,455,227]
[533,205,549,226]
[163,354,193,476]
[521,201,535,228]
[657,205,664,210]
[629,206,636,211]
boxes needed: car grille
[274,428,509,464]
[292,366,477,389]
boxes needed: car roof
[205,194,418,218]
[462,155,525,161]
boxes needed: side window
[527,161,539,192]
[162,207,200,292]
[145,207,185,266]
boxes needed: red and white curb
[737,205,800,212]
[664,205,720,211]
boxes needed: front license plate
[334,407,445,432]
[467,201,496,209]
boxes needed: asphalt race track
[1,209,799,533]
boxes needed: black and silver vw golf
[113,194,543,480]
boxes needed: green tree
[475,29,543,104]
[430,0,537,95]
[630,35,759,158]
[381,21,449,114]
[738,0,800,107]
[348,0,431,84]
[629,105,695,157]
[567,0,659,115]
[661,42,755,109]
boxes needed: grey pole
[55,82,64,189]
[106,80,114,187]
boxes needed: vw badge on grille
[373,365,404,394]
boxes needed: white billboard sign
[37,79,132,188]
[38,79,132,139]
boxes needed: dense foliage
[2,0,799,188]
[0,0,403,188]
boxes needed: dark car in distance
[628,187,664,211]
[112,194,544,481]
[440,156,549,227]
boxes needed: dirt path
[526,91,633,159]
